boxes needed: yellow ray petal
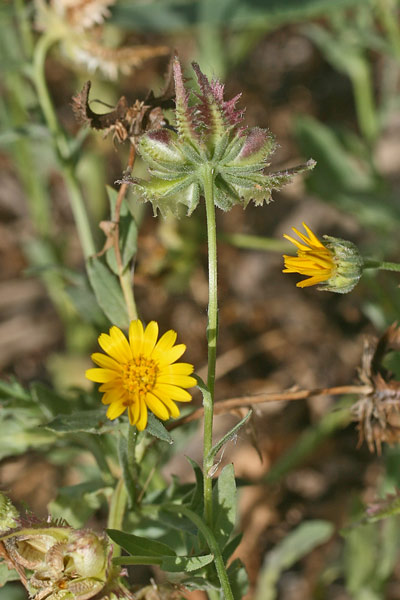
[145,392,170,421]
[156,374,197,388]
[106,400,127,420]
[86,368,120,383]
[99,326,132,363]
[159,362,194,376]
[136,398,148,431]
[142,321,159,356]
[152,329,177,356]
[155,344,187,366]
[91,353,122,372]
[158,396,180,418]
[129,319,144,357]
[154,383,192,402]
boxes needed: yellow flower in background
[86,320,196,430]
[283,222,335,288]
[282,222,363,293]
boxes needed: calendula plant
[4,3,400,596]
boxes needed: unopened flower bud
[283,223,363,293]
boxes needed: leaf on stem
[86,255,129,329]
[107,529,176,558]
[212,464,237,549]
[208,410,252,463]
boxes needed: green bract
[322,235,364,294]
[135,59,315,216]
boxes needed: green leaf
[255,520,334,600]
[43,409,115,434]
[105,186,138,275]
[186,457,204,513]
[48,480,109,527]
[145,413,173,444]
[158,508,197,536]
[227,558,249,600]
[343,521,378,595]
[161,554,214,572]
[65,280,105,326]
[86,256,129,329]
[30,382,69,419]
[222,532,243,562]
[0,563,20,585]
[111,0,368,32]
[208,410,252,462]
[212,464,236,548]
[0,418,56,460]
[0,378,30,402]
[107,529,176,557]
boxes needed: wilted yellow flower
[283,222,363,293]
[86,320,196,430]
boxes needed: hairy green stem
[108,479,128,558]
[165,504,233,600]
[203,165,218,529]
[220,232,289,252]
[33,33,96,259]
[363,259,400,272]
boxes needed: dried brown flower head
[72,59,175,143]
[0,493,134,600]
[35,0,169,79]
[352,322,400,453]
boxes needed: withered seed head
[352,322,400,454]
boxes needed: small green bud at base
[322,236,364,294]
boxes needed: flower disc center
[122,357,158,396]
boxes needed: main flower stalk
[203,164,218,529]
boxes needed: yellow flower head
[86,320,196,430]
[283,222,363,293]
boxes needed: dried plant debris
[353,322,400,453]
[35,0,169,79]
[366,488,400,522]
[72,60,175,143]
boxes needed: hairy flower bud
[0,494,133,600]
[135,58,314,216]
[283,223,363,293]
[322,235,364,293]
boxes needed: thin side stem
[166,384,372,431]
[220,232,289,252]
[64,166,96,259]
[163,504,234,600]
[203,164,218,528]
[33,33,70,159]
[107,478,128,558]
[363,259,400,272]
[33,33,96,259]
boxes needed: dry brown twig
[167,384,373,431]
